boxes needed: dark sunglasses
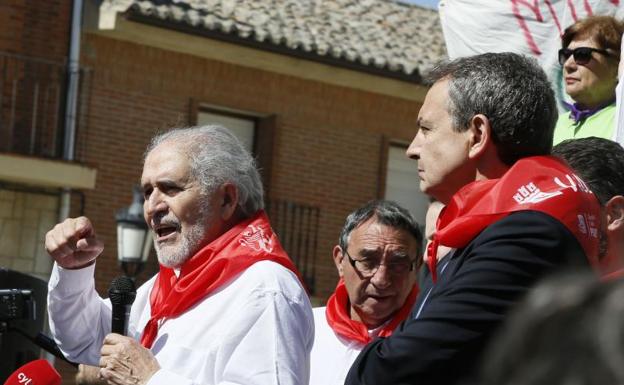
[558,47,614,65]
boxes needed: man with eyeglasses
[344,53,601,385]
[554,15,624,145]
[309,200,422,385]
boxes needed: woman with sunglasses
[553,16,624,145]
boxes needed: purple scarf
[563,100,614,123]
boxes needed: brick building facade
[79,31,425,297]
[0,1,445,382]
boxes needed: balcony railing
[266,200,320,295]
[0,52,88,160]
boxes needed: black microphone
[108,276,136,335]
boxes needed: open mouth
[153,224,179,241]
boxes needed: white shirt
[309,307,368,385]
[48,260,314,385]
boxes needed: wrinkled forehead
[348,218,417,253]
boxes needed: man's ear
[467,114,492,160]
[606,195,624,232]
[332,245,345,277]
[219,182,239,221]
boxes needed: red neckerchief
[602,269,624,281]
[324,279,419,345]
[140,210,300,349]
[427,156,601,283]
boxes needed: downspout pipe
[46,1,85,365]
[60,0,83,220]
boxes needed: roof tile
[111,0,446,78]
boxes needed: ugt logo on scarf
[239,224,274,253]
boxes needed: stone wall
[0,188,58,280]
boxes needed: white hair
[145,125,264,217]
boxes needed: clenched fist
[45,216,104,269]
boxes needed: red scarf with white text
[426,156,601,282]
[140,211,300,349]
[324,279,419,345]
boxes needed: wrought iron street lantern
[115,186,152,278]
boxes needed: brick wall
[78,33,422,301]
[0,0,72,280]
[0,0,71,61]
[0,0,70,279]
[0,0,72,159]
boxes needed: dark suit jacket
[344,210,590,385]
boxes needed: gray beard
[155,222,207,268]
[154,204,213,269]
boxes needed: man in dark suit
[345,53,601,385]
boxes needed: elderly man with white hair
[45,125,314,385]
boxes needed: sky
[401,0,439,10]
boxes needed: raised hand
[45,216,104,269]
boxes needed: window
[197,111,255,152]
[383,143,429,226]
[192,103,277,195]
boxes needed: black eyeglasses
[558,46,615,65]
[343,248,415,278]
